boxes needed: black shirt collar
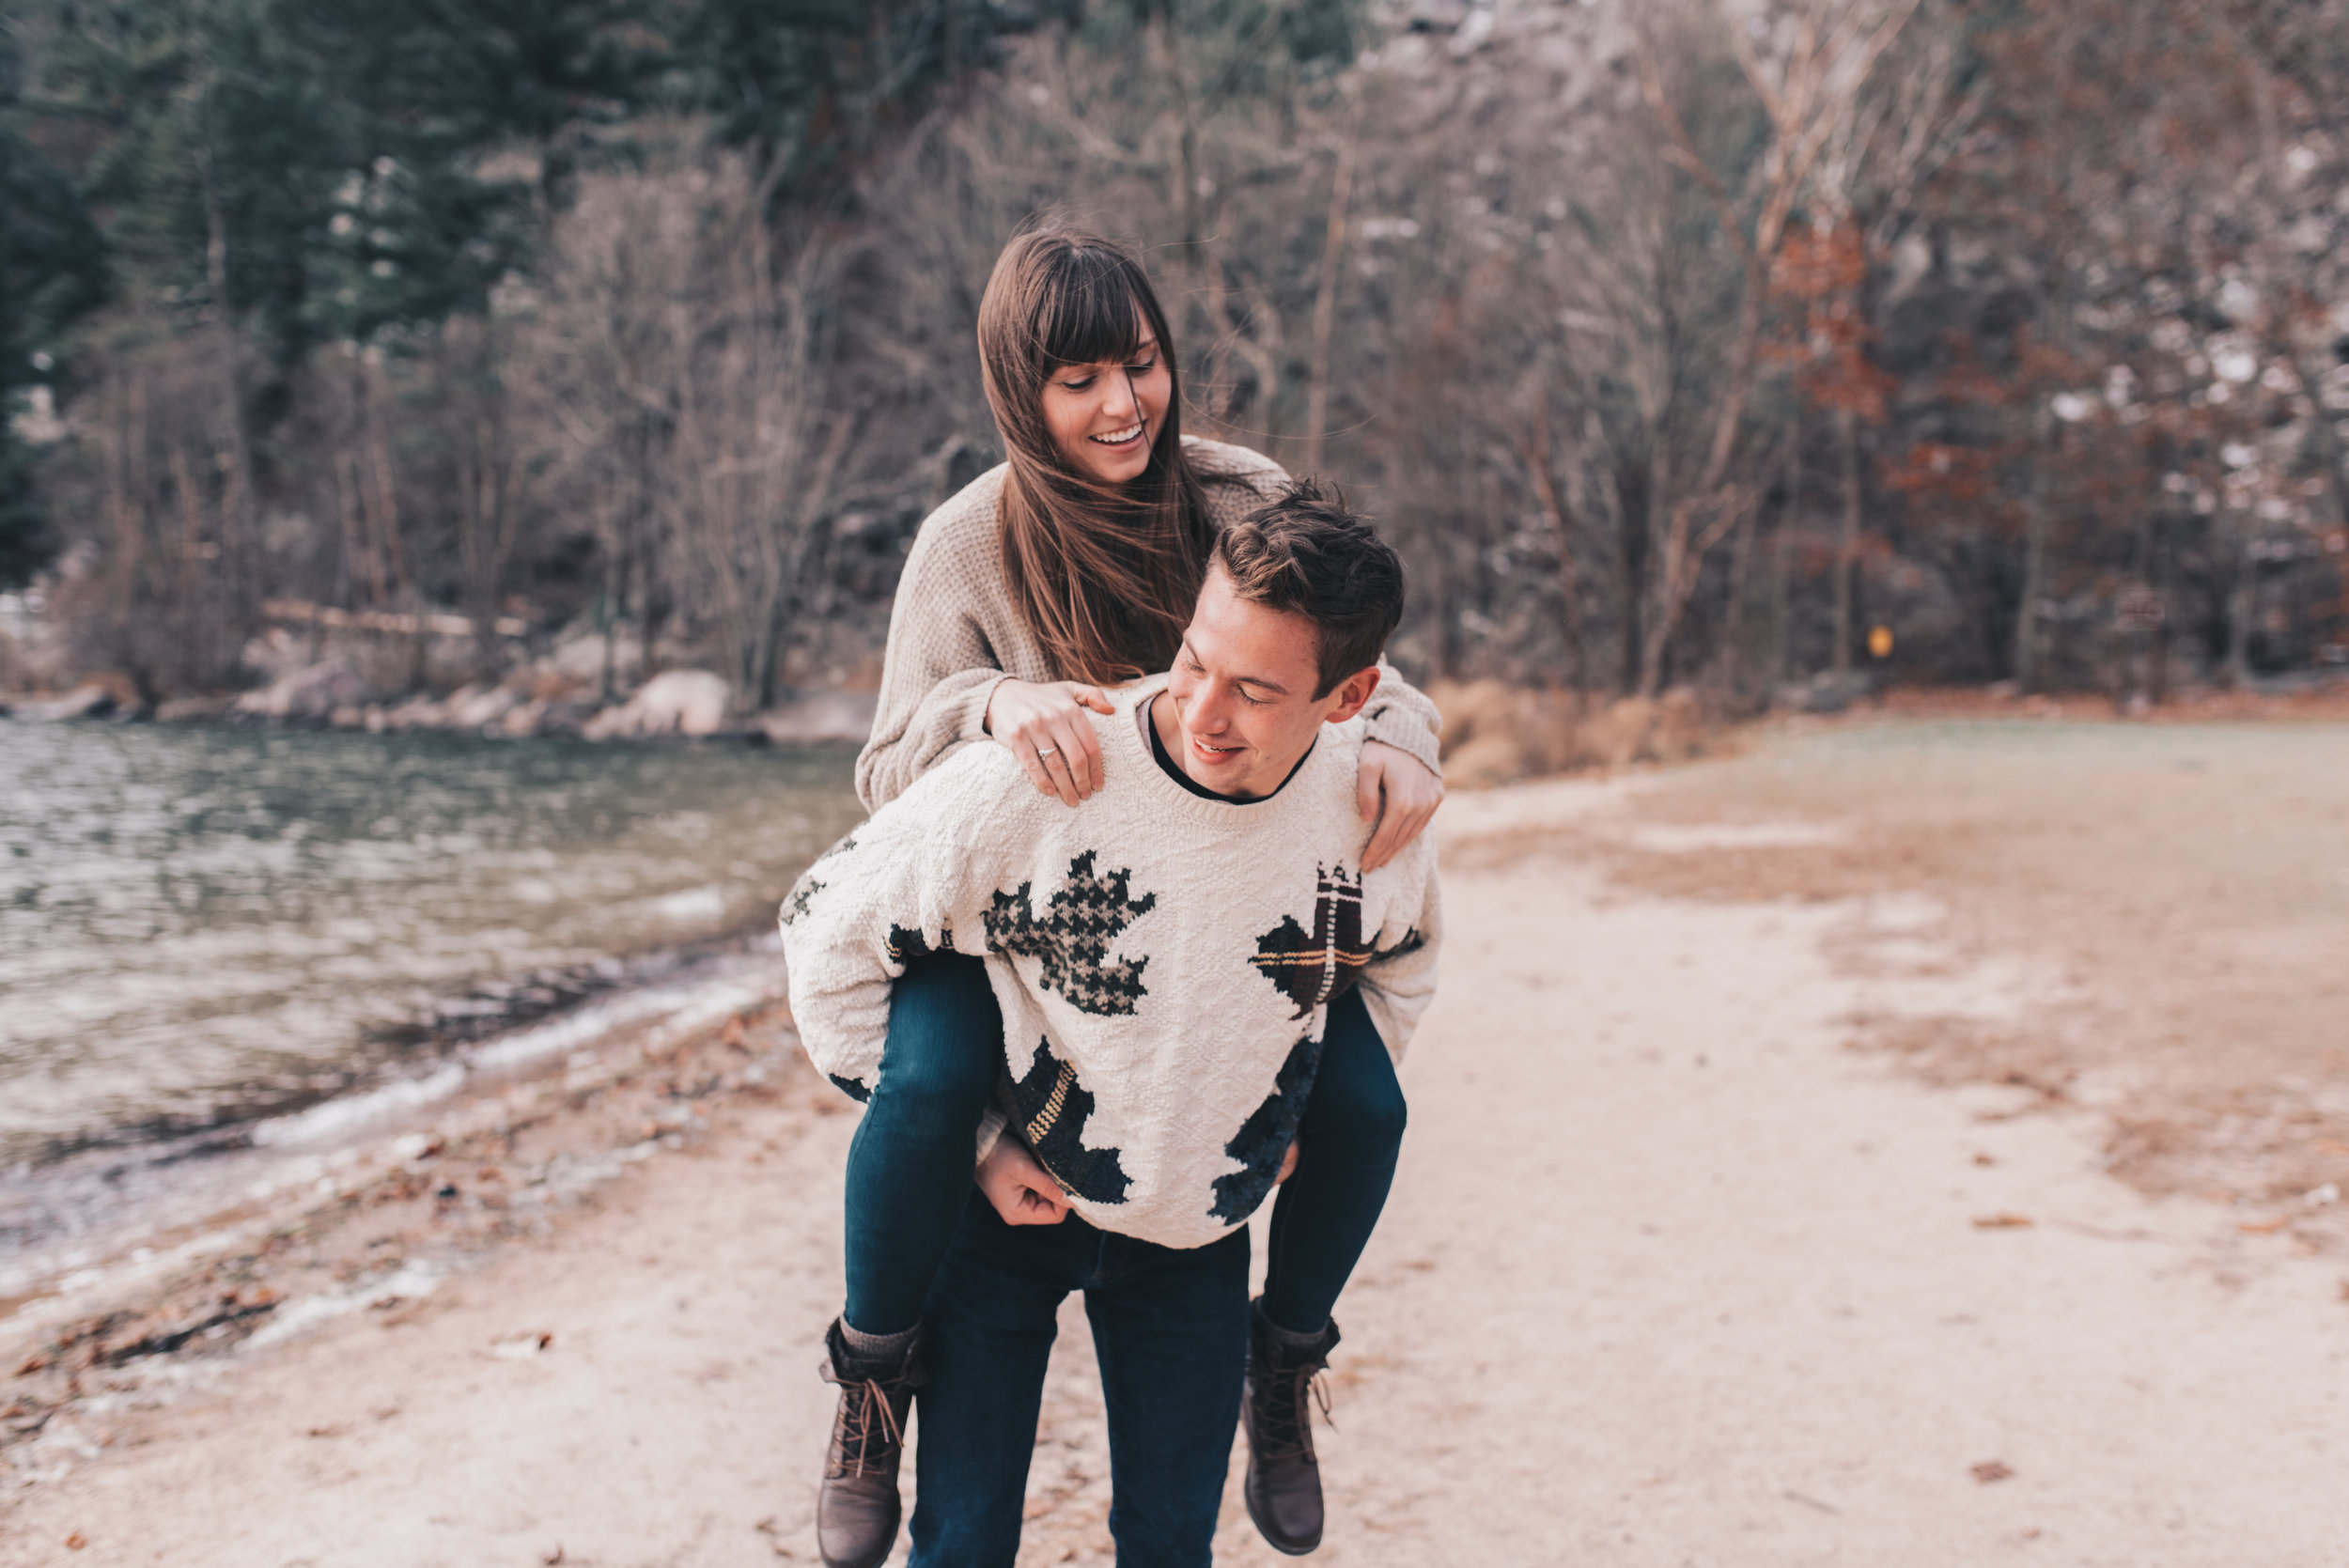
[1143,693,1315,805]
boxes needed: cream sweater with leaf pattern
[784,677,1441,1251]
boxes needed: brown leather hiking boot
[817,1319,926,1568]
[1241,1299,1340,1556]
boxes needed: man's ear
[1320,664,1382,726]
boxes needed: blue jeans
[908,1192,1252,1568]
[842,955,1005,1337]
[843,955,1406,1339]
[1263,983,1408,1335]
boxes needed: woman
[814,229,1443,1567]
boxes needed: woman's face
[1038,322,1171,487]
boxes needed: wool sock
[1256,1299,1334,1347]
[840,1317,919,1367]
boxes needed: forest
[3,0,2346,725]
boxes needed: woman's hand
[986,677,1114,806]
[978,1135,1072,1226]
[1357,739,1444,872]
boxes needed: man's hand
[978,1135,1072,1226]
[1358,739,1443,872]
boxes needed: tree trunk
[185,24,257,634]
[2014,414,2052,690]
[1613,454,1650,696]
[1302,133,1355,475]
[1833,406,1861,675]
[1719,498,1757,703]
[1770,420,1800,691]
[2290,355,2349,533]
[2225,522,2256,686]
[169,444,207,684]
[458,400,516,681]
[1518,401,1586,692]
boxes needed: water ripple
[0,722,862,1164]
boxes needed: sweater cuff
[973,1107,1008,1168]
[1362,706,1443,780]
[957,672,1013,747]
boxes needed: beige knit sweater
[855,437,1444,814]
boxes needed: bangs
[1033,248,1149,367]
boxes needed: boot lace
[826,1369,909,1479]
[1255,1362,1334,1463]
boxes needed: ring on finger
[1035,745,1059,758]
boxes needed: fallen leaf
[1973,1214,2032,1229]
[1971,1153,1997,1167]
[2238,1216,2291,1234]
[542,1545,565,1565]
[1972,1460,2015,1483]
[64,1533,86,1551]
[490,1330,554,1359]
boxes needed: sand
[4,722,2346,1565]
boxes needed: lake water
[0,721,864,1171]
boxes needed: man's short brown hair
[1209,479,1406,697]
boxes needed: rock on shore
[582,670,731,739]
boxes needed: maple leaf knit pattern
[783,676,1442,1250]
[851,436,1444,815]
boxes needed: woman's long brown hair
[977,229,1227,686]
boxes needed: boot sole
[817,1533,896,1568]
[817,1490,900,1568]
[1243,1475,1323,1557]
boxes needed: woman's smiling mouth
[1087,423,1145,447]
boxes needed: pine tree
[0,19,106,582]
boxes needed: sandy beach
[5,717,2346,1565]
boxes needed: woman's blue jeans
[841,953,1408,1340]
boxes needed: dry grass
[1429,678,1729,785]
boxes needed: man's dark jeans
[908,1191,1252,1568]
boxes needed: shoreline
[0,926,800,1360]
[8,667,2347,743]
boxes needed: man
[781,482,1441,1566]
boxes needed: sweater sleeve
[779,756,1019,1101]
[1361,661,1445,780]
[1354,844,1443,1063]
[854,502,1013,814]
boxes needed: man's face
[1159,565,1379,800]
